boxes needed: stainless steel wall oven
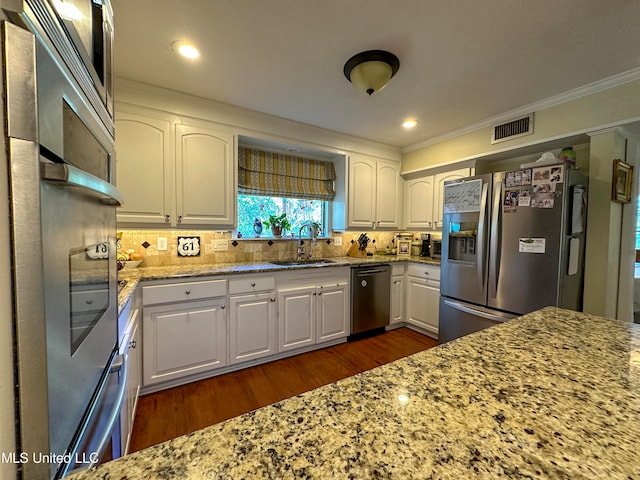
[2,1,121,478]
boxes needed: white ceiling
[112,0,640,150]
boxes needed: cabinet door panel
[405,176,434,229]
[175,125,235,226]
[316,285,348,342]
[278,288,315,351]
[390,276,405,325]
[229,293,277,364]
[143,300,226,386]
[376,162,401,228]
[406,278,439,337]
[347,157,376,228]
[434,168,471,228]
[115,113,171,224]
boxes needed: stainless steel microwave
[50,0,114,119]
[431,237,442,259]
[6,0,116,135]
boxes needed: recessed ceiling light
[402,119,418,129]
[173,41,200,59]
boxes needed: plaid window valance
[238,147,336,200]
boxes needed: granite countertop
[71,307,640,479]
[117,255,439,313]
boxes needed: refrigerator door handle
[489,178,502,298]
[477,182,488,290]
[443,299,514,323]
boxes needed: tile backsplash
[117,229,425,267]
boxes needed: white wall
[402,77,640,172]
[115,78,402,163]
[583,129,628,318]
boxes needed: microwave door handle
[489,177,502,298]
[476,182,488,290]
[40,162,124,206]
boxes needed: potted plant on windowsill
[263,213,291,238]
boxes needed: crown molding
[403,67,640,154]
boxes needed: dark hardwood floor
[129,327,438,453]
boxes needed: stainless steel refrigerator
[439,163,588,342]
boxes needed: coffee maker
[420,233,431,257]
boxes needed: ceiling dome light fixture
[402,119,418,129]
[343,50,399,96]
[173,41,200,59]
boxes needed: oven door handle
[41,162,124,206]
[59,353,128,477]
[90,353,128,468]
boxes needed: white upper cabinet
[433,168,471,228]
[115,105,237,229]
[347,154,401,229]
[115,110,172,225]
[175,125,235,227]
[404,176,435,230]
[404,167,471,230]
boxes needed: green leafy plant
[263,213,291,232]
[309,221,322,238]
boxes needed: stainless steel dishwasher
[350,264,391,335]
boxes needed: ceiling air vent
[491,114,534,144]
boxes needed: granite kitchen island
[70,307,640,479]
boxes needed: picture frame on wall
[397,239,411,256]
[612,158,634,203]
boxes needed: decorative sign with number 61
[177,236,201,257]
[86,242,110,260]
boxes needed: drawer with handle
[407,263,441,281]
[228,276,275,294]
[142,279,227,305]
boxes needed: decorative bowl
[121,260,142,269]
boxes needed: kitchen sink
[270,259,337,266]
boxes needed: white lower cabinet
[142,298,227,386]
[316,284,348,342]
[119,289,141,456]
[277,268,349,352]
[406,263,440,338]
[390,264,406,325]
[138,268,351,392]
[229,291,277,364]
[278,287,316,351]
[277,282,348,352]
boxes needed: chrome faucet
[297,222,314,261]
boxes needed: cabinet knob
[425,272,429,276]
[129,339,137,349]
[221,305,226,309]
[251,282,256,287]
[85,299,93,305]
[270,298,276,302]
[318,292,322,295]
[313,292,317,296]
[165,214,170,222]
[178,215,183,222]
[185,289,191,295]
